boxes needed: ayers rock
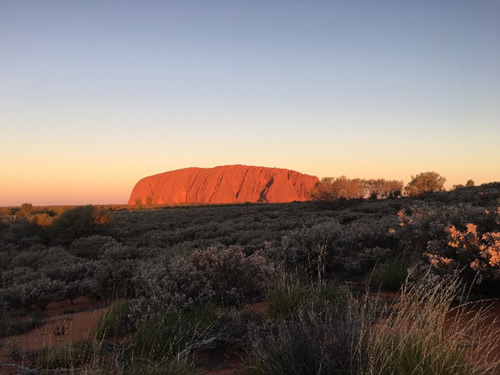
[128,165,319,205]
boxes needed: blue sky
[1,1,499,205]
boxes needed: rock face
[128,165,319,205]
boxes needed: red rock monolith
[128,165,319,205]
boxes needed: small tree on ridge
[405,171,446,196]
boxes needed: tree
[134,198,142,210]
[21,203,34,217]
[466,179,475,187]
[405,172,446,196]
[310,177,403,201]
[309,177,364,201]
[362,179,403,199]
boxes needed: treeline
[310,171,458,201]
[310,177,404,201]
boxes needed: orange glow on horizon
[1,160,498,207]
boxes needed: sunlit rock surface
[128,165,319,205]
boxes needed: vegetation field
[1,183,500,374]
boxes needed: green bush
[49,205,113,245]
[93,300,132,340]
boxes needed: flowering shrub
[426,221,500,286]
[392,204,494,254]
[394,204,500,290]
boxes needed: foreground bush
[252,300,370,375]
[133,245,274,313]
[393,204,500,292]
[392,204,495,254]
[426,219,500,290]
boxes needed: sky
[1,1,499,206]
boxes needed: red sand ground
[0,298,258,375]
[128,164,319,205]
[0,297,107,375]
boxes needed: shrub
[29,213,55,227]
[14,278,65,309]
[251,300,370,375]
[279,221,342,281]
[133,245,274,311]
[94,259,137,299]
[49,205,113,245]
[69,235,118,259]
[1,266,41,287]
[425,220,500,290]
[394,204,500,291]
[392,204,493,254]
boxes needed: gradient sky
[1,1,499,205]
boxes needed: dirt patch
[196,348,250,375]
[0,298,108,374]
[243,301,266,317]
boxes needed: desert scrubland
[1,182,500,374]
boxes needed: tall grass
[93,300,132,340]
[251,271,500,375]
[125,303,217,364]
[36,339,101,370]
[265,268,349,319]
[366,271,500,375]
